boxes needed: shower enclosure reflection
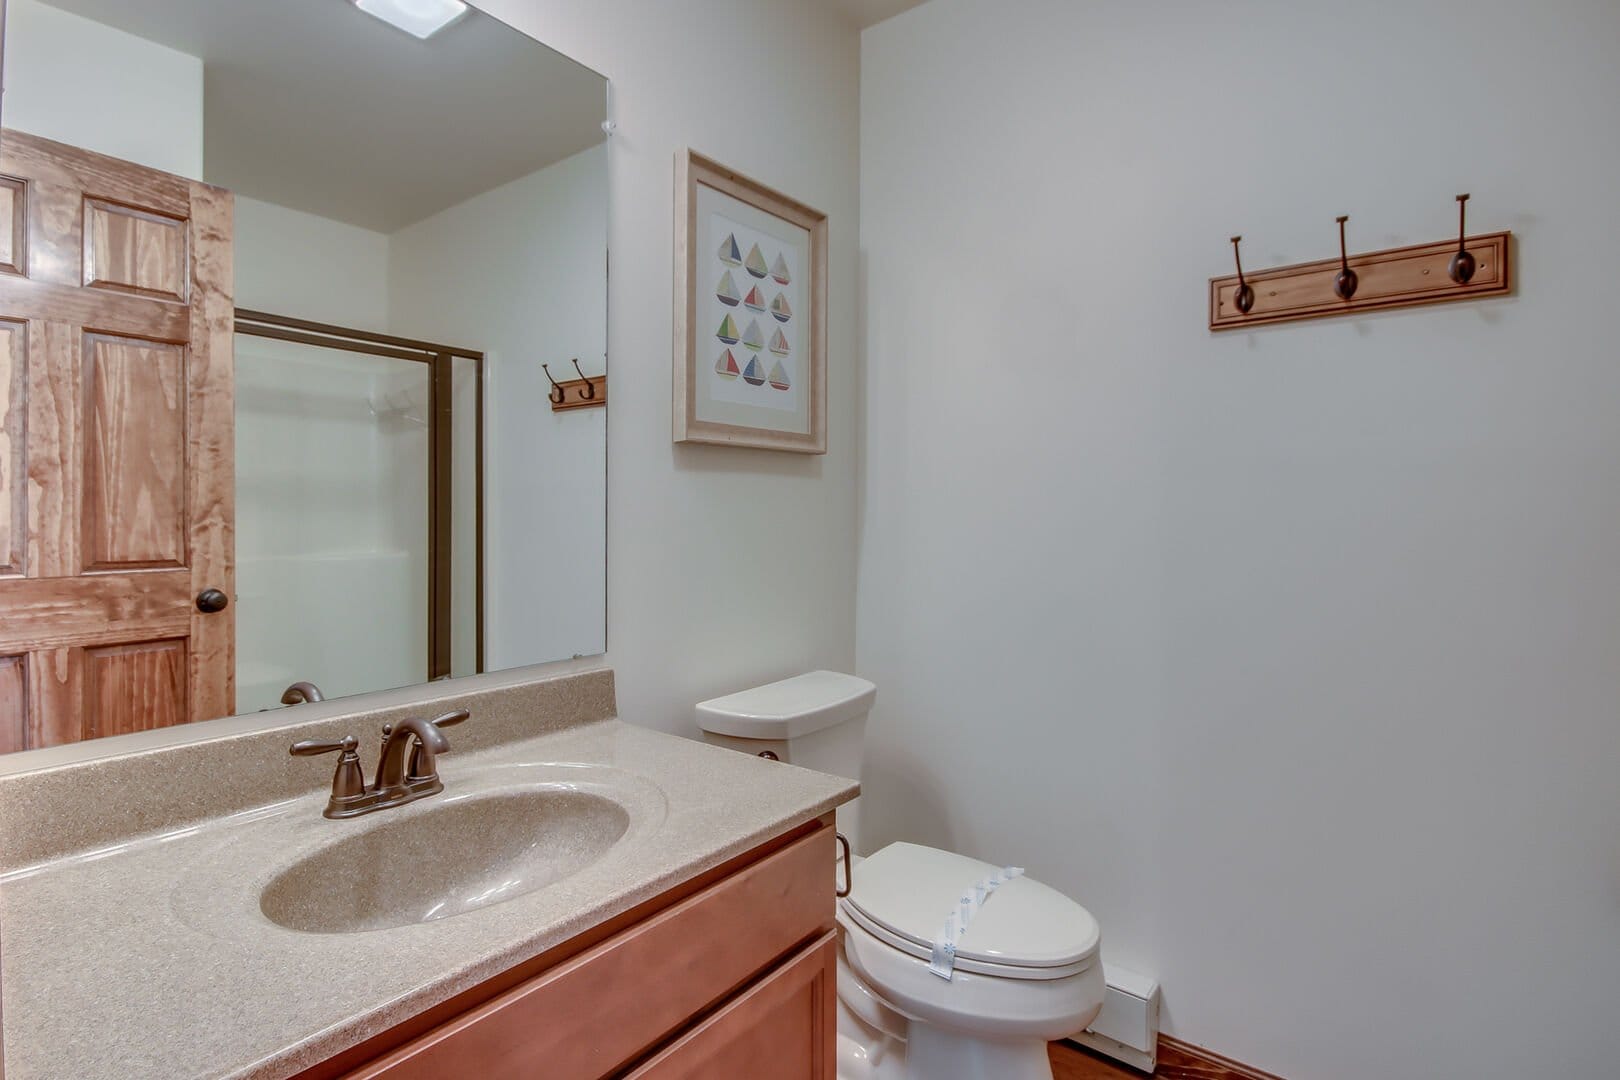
[0,0,608,748]
[233,321,483,713]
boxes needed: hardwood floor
[1049,1039,1276,1080]
[1049,1041,1146,1079]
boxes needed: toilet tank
[695,671,876,850]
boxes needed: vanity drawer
[626,929,837,1080]
[344,823,835,1080]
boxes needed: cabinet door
[627,930,837,1080]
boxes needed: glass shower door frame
[234,309,485,680]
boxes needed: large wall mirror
[0,0,608,750]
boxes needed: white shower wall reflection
[235,340,438,712]
[388,146,609,672]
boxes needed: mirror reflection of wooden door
[0,130,234,750]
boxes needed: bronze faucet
[291,709,470,819]
[281,681,326,705]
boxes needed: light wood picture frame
[674,149,827,454]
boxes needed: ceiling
[41,0,607,232]
[827,0,932,30]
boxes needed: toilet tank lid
[695,671,876,740]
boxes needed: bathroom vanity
[319,821,837,1079]
[0,671,856,1079]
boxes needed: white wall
[389,144,608,669]
[233,197,392,329]
[470,0,863,729]
[859,2,1620,1077]
[4,0,202,178]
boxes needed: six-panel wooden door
[0,129,234,750]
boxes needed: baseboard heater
[1067,964,1161,1072]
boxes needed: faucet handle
[406,711,469,782]
[291,735,357,757]
[377,710,465,741]
[290,735,369,814]
[430,709,470,729]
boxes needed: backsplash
[0,668,616,875]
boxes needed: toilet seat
[840,902,1094,980]
[841,843,1100,979]
[839,906,1105,1043]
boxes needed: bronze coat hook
[1448,193,1476,284]
[1333,215,1358,300]
[1230,236,1255,314]
[571,358,596,401]
[541,363,566,405]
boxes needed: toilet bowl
[696,673,1105,1080]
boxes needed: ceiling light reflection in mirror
[354,0,470,39]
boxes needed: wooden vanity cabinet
[626,931,837,1079]
[318,818,838,1080]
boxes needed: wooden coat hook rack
[1210,195,1512,331]
[543,359,606,412]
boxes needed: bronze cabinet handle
[196,588,230,613]
[836,832,853,898]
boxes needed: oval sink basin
[260,788,630,933]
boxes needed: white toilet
[697,672,1104,1080]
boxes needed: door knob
[196,588,230,613]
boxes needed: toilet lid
[842,843,1100,973]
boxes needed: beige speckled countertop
[0,698,857,1079]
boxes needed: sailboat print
[742,355,767,386]
[718,233,742,266]
[742,318,766,352]
[715,348,740,379]
[745,243,769,279]
[770,253,791,285]
[716,314,740,345]
[769,327,791,356]
[768,360,791,391]
[770,292,792,323]
[716,271,741,307]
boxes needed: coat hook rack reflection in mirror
[1209,195,1513,331]
[542,359,607,412]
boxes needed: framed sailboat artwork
[674,149,827,453]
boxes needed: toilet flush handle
[836,833,853,898]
